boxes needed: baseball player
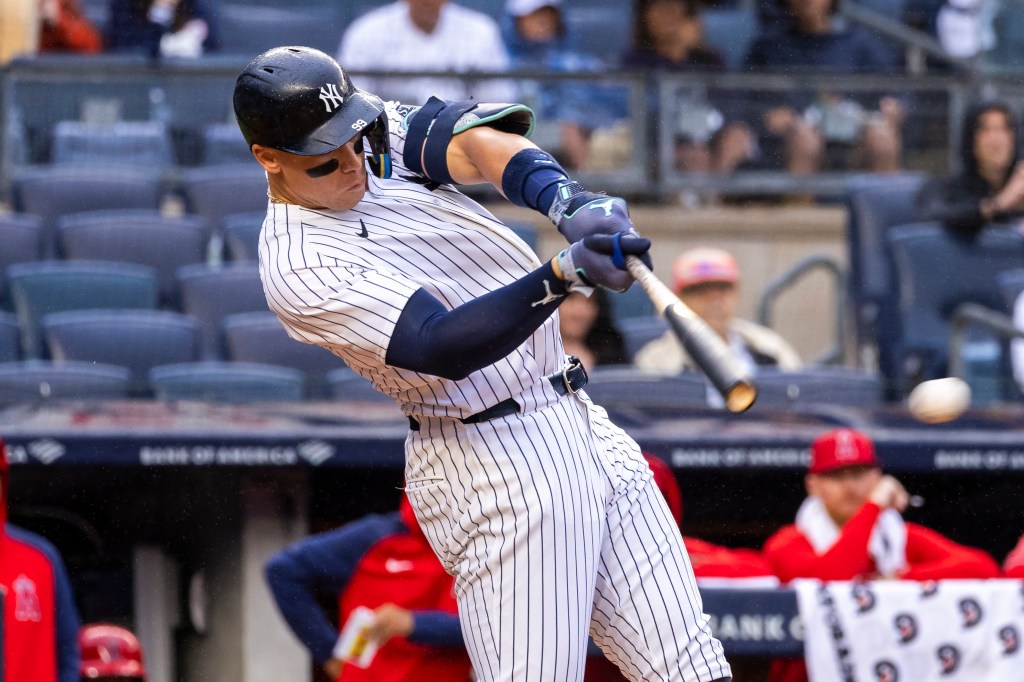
[234,46,731,682]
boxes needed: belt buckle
[562,356,583,395]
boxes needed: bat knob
[725,381,758,413]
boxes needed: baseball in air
[907,377,971,424]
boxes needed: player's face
[256,137,368,211]
[974,109,1016,177]
[806,465,882,526]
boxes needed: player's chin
[325,183,368,211]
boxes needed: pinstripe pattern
[259,100,731,681]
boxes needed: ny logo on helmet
[319,83,344,112]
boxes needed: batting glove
[548,182,638,244]
[555,233,652,293]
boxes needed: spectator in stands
[0,437,82,682]
[903,0,998,61]
[338,0,514,105]
[743,0,904,175]
[79,623,146,681]
[105,0,220,58]
[503,0,628,171]
[558,290,628,371]
[264,492,470,682]
[0,0,102,63]
[622,0,756,175]
[1002,532,1024,578]
[917,101,1024,237]
[634,247,802,374]
[763,428,1000,682]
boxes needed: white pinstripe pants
[404,394,732,682]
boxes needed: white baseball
[907,377,971,424]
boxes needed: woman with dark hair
[918,102,1024,238]
[558,290,628,370]
[105,0,219,57]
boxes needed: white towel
[796,497,908,577]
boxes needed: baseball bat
[625,255,758,413]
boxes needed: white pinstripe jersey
[259,101,567,419]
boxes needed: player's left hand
[550,186,638,244]
[556,233,652,293]
[365,603,415,645]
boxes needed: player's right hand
[556,233,651,293]
[550,185,638,244]
[868,474,909,512]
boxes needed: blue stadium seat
[223,311,346,398]
[617,315,668,362]
[0,214,43,308]
[582,366,711,409]
[57,210,210,305]
[149,361,305,403]
[0,360,132,404]
[887,224,1024,396]
[0,313,19,363]
[42,310,200,395]
[177,264,268,360]
[218,4,345,56]
[702,8,760,71]
[751,367,883,411]
[12,166,165,258]
[179,164,269,232]
[326,366,397,404]
[564,4,634,61]
[607,284,655,322]
[51,121,174,167]
[7,261,159,360]
[202,123,252,166]
[222,212,266,262]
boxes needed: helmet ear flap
[364,112,392,179]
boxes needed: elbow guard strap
[403,96,536,185]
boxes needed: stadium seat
[0,214,43,308]
[0,360,132,404]
[844,173,927,379]
[202,123,252,166]
[179,164,269,231]
[177,264,268,360]
[12,166,165,257]
[702,8,759,71]
[564,3,633,61]
[886,224,1024,396]
[751,367,883,411]
[0,313,19,363]
[326,366,397,403]
[617,315,669,362]
[57,210,210,305]
[222,213,266,262]
[51,120,174,167]
[223,311,346,398]
[42,310,200,395]
[149,361,305,403]
[582,366,711,409]
[217,3,345,56]
[7,261,159,360]
[607,285,655,322]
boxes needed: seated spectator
[338,0,514,104]
[918,101,1024,238]
[622,0,755,175]
[264,492,470,681]
[763,428,1000,682]
[79,623,146,680]
[504,0,628,171]
[904,0,998,61]
[0,0,102,63]
[743,0,904,175]
[105,0,220,58]
[1003,532,1024,578]
[558,290,628,371]
[634,247,802,374]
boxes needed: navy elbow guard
[403,97,535,185]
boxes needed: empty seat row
[48,121,251,168]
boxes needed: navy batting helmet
[233,46,392,178]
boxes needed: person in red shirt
[264,493,470,682]
[39,0,104,54]
[1003,533,1024,578]
[763,427,999,682]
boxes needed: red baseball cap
[671,247,739,293]
[808,428,879,474]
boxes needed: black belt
[408,357,588,431]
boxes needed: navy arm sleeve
[409,611,464,647]
[385,261,568,380]
[264,514,400,665]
